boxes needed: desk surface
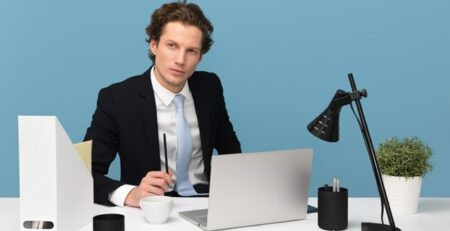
[2,198,449,231]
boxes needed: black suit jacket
[84,68,241,206]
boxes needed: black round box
[93,214,124,231]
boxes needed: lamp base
[361,222,401,231]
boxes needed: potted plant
[376,136,433,215]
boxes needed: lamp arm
[348,74,399,231]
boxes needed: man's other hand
[124,171,173,207]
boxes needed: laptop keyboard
[194,215,208,226]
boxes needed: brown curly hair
[146,2,214,62]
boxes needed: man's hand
[125,171,173,207]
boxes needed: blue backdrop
[1,0,449,197]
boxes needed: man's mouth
[170,68,185,76]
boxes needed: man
[84,2,241,207]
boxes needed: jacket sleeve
[84,88,123,206]
[213,74,242,154]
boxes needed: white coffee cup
[139,196,173,224]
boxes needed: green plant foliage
[376,137,433,177]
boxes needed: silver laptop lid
[206,148,313,230]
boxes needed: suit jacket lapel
[137,69,161,170]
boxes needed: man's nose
[175,50,186,65]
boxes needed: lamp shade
[307,106,341,142]
[307,90,350,142]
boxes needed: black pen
[163,133,169,174]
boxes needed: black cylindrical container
[93,214,125,231]
[318,186,348,230]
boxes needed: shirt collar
[150,66,192,106]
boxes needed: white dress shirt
[109,67,208,206]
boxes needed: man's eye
[188,49,199,55]
[168,43,176,48]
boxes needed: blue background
[1,0,449,197]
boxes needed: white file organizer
[18,116,93,230]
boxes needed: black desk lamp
[307,73,401,231]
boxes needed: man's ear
[149,40,158,54]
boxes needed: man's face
[150,21,203,93]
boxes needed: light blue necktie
[173,94,197,196]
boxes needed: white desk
[2,198,449,230]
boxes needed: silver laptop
[179,148,313,230]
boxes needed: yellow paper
[75,140,92,172]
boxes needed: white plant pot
[382,175,422,215]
